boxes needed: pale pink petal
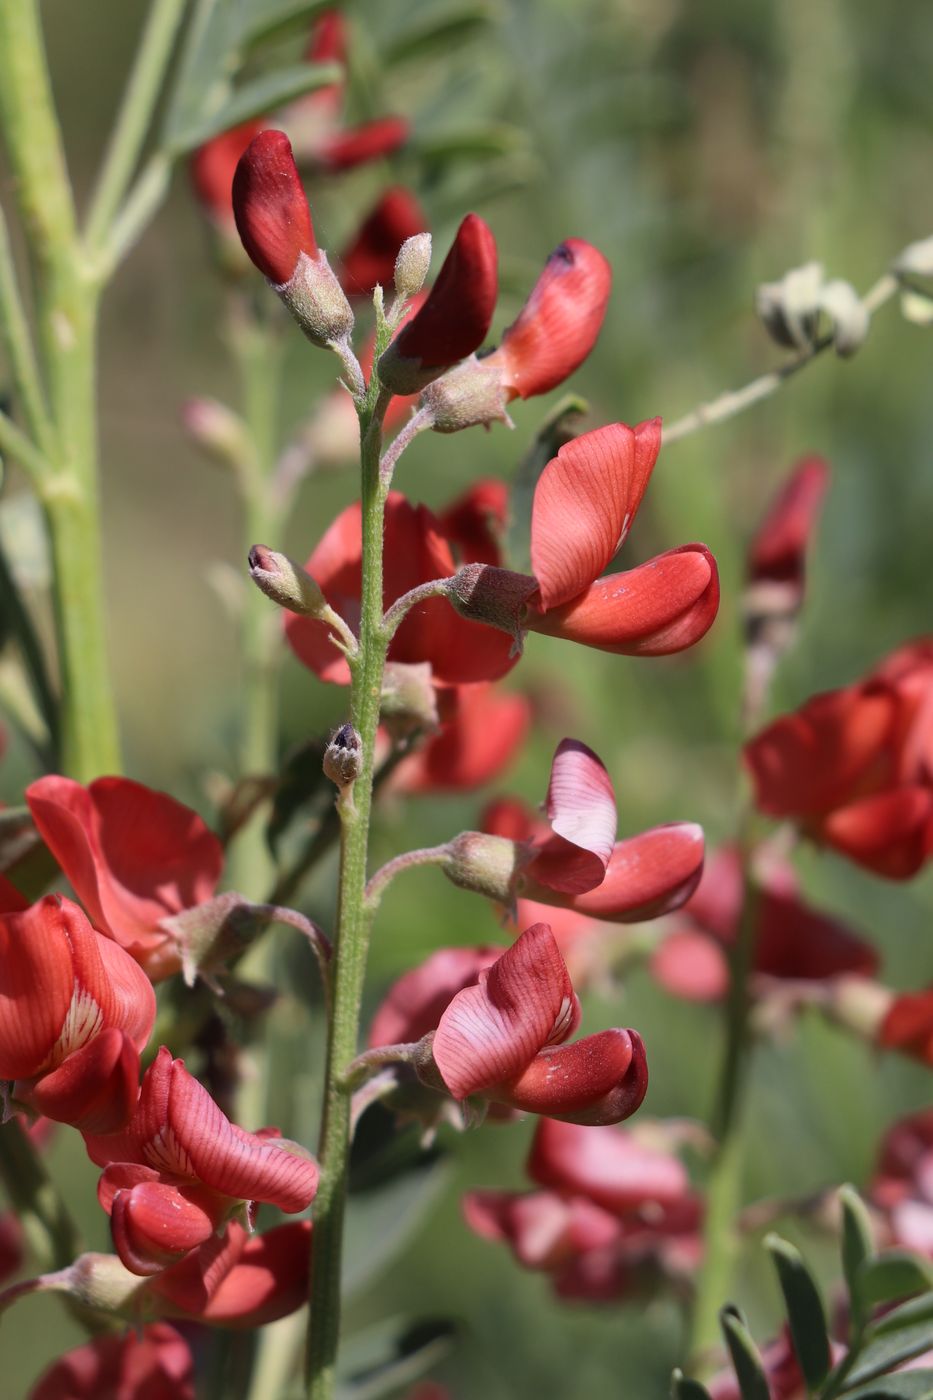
[529,1115,690,1212]
[528,739,617,895]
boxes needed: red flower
[190,120,265,232]
[392,683,531,793]
[744,639,933,878]
[147,1219,312,1327]
[878,990,933,1067]
[319,115,410,172]
[747,455,830,596]
[27,775,224,981]
[470,737,705,922]
[369,946,502,1049]
[482,238,612,399]
[378,214,498,391]
[437,479,509,567]
[0,896,155,1133]
[232,130,317,283]
[84,1048,318,1275]
[29,1324,194,1400]
[649,846,878,1003]
[420,923,648,1126]
[284,491,516,687]
[870,1110,933,1257]
[338,187,428,295]
[449,420,720,658]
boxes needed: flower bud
[324,723,363,788]
[182,398,249,469]
[378,213,498,394]
[394,232,432,301]
[248,545,327,616]
[442,830,524,902]
[447,563,538,642]
[233,131,354,348]
[419,355,511,434]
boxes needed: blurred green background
[3,0,933,1394]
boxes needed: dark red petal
[879,992,933,1066]
[338,185,427,295]
[748,455,830,585]
[432,924,578,1099]
[528,1114,689,1211]
[755,889,879,980]
[498,1028,648,1124]
[528,545,719,656]
[437,479,509,567]
[527,739,617,894]
[0,896,74,1079]
[232,130,317,282]
[319,116,409,172]
[530,421,661,610]
[486,238,612,399]
[190,121,265,226]
[821,787,933,879]
[387,213,498,370]
[525,823,705,922]
[31,1028,140,1133]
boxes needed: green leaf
[336,1318,456,1400]
[857,1253,933,1310]
[873,1293,933,1337]
[720,1307,771,1400]
[236,0,331,48]
[671,1369,714,1400]
[162,0,238,146]
[384,4,493,66]
[505,394,589,573]
[765,1233,831,1388]
[842,1371,933,1399]
[841,1185,877,1329]
[168,62,343,153]
[342,1157,449,1298]
[842,1322,933,1389]
[413,123,528,166]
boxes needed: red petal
[432,924,578,1099]
[821,787,933,878]
[394,685,531,793]
[747,455,830,586]
[482,796,540,844]
[526,823,705,922]
[463,1189,619,1269]
[528,1115,690,1211]
[30,1324,195,1400]
[232,131,317,283]
[338,185,426,295]
[744,685,895,819]
[529,544,719,656]
[755,890,879,980]
[486,238,612,399]
[111,1180,224,1275]
[527,739,617,895]
[386,213,498,370]
[95,935,157,1051]
[437,479,509,567]
[0,896,74,1078]
[498,1028,648,1124]
[147,1222,246,1316]
[650,929,730,1002]
[196,1221,312,1326]
[879,993,933,1065]
[190,121,264,227]
[319,116,409,172]
[530,421,661,610]
[368,945,501,1048]
[31,1028,140,1133]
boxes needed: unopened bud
[182,397,249,469]
[278,249,355,349]
[324,723,363,788]
[419,355,511,434]
[394,232,432,301]
[248,545,326,616]
[442,830,524,903]
[756,262,824,351]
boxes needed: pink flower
[27,775,224,981]
[419,923,648,1126]
[29,1323,194,1400]
[84,1048,318,1276]
[0,896,155,1133]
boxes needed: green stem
[83,0,188,253]
[305,378,392,1399]
[0,200,53,452]
[0,0,121,780]
[687,846,762,1368]
[0,1119,79,1270]
[0,533,59,759]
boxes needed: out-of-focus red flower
[319,115,410,171]
[232,130,317,282]
[0,895,155,1133]
[449,421,720,659]
[464,1116,702,1302]
[870,1110,933,1256]
[745,639,933,878]
[747,456,830,598]
[482,239,612,400]
[473,737,706,922]
[378,215,498,392]
[29,1323,194,1400]
[649,846,878,1003]
[878,990,933,1070]
[338,187,428,295]
[419,923,648,1126]
[84,1048,318,1276]
[284,491,516,688]
[392,683,531,793]
[438,480,509,567]
[190,120,265,234]
[369,946,501,1049]
[27,776,224,981]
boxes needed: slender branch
[96,154,172,278]
[364,844,451,909]
[341,1041,420,1092]
[379,405,433,486]
[0,410,50,481]
[381,579,451,644]
[0,532,59,759]
[0,201,52,450]
[83,0,187,251]
[663,273,899,445]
